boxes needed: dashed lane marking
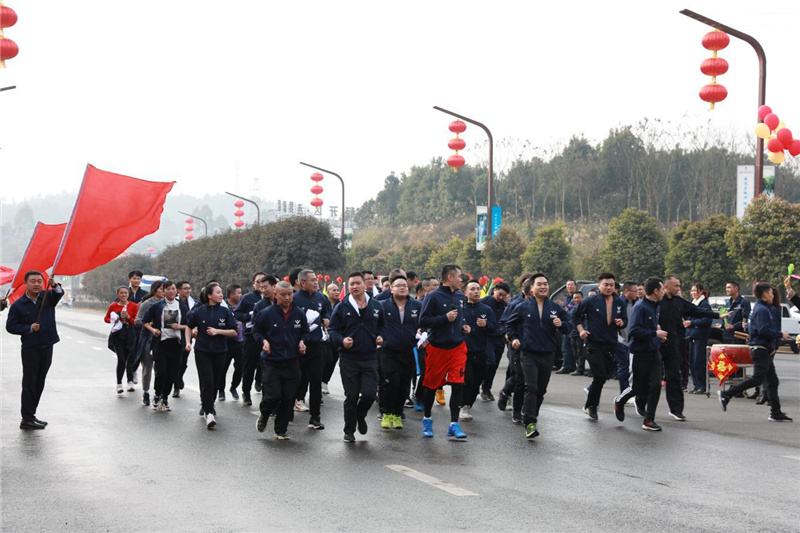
[385,464,478,497]
[92,347,103,351]
[783,456,800,461]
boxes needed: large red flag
[52,164,175,275]
[7,222,67,303]
[0,266,15,285]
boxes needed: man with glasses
[234,272,268,406]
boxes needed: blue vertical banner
[491,206,502,238]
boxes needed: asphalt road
[2,308,799,532]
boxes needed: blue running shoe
[422,417,434,438]
[414,398,424,412]
[447,422,467,440]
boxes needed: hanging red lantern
[234,199,244,208]
[233,199,245,229]
[147,246,155,253]
[336,276,343,284]
[0,37,18,68]
[310,173,324,212]
[184,217,194,224]
[311,184,323,195]
[310,197,323,208]
[324,275,331,281]
[447,120,467,173]
[185,234,194,241]
[0,5,18,29]
[310,172,324,182]
[234,209,245,217]
[185,226,194,232]
[317,274,323,280]
[234,219,245,228]
[698,30,730,111]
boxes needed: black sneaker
[20,419,45,430]
[254,381,262,393]
[511,411,522,424]
[172,388,181,398]
[274,432,290,440]
[669,411,687,421]
[199,407,205,417]
[642,420,662,431]
[614,397,625,422]
[242,392,252,406]
[308,417,325,430]
[33,417,48,426]
[142,392,150,406]
[343,432,356,443]
[497,391,509,412]
[357,416,368,435]
[634,401,645,417]
[583,406,598,421]
[230,387,239,400]
[768,412,793,422]
[717,391,730,412]
[257,413,267,432]
[480,390,495,401]
[404,398,414,408]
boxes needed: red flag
[53,164,174,275]
[7,222,67,303]
[0,266,16,285]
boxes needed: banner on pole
[476,206,488,251]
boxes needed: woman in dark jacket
[684,283,712,394]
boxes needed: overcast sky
[1,1,798,213]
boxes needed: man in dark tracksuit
[719,282,792,422]
[378,275,421,429]
[6,272,63,429]
[723,281,751,345]
[479,282,509,400]
[572,273,628,421]
[253,281,311,439]
[614,277,668,431]
[292,270,330,429]
[234,273,268,406]
[505,273,572,438]
[498,278,532,422]
[329,272,385,443]
[659,275,719,421]
[460,280,499,418]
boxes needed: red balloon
[777,128,793,146]
[767,138,785,153]
[789,140,800,157]
[764,113,780,131]
[493,277,504,285]
[758,105,773,120]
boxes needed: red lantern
[698,30,730,111]
[311,184,323,195]
[184,217,194,224]
[702,30,730,51]
[310,173,323,182]
[336,276,343,284]
[310,173,324,212]
[147,246,155,253]
[449,120,466,134]
[234,219,245,228]
[447,154,465,170]
[233,200,245,229]
[310,197,323,208]
[699,84,727,109]
[234,199,244,208]
[700,57,728,77]
[0,37,18,68]
[0,5,18,29]
[447,120,467,173]
[185,226,194,232]
[185,234,194,241]
[324,275,331,281]
[448,138,466,151]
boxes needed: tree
[665,214,738,293]
[601,208,667,282]
[403,242,443,275]
[575,250,605,281]
[345,244,381,272]
[521,223,573,287]
[82,254,156,302]
[456,234,483,277]
[481,227,526,282]
[425,237,463,275]
[726,195,800,284]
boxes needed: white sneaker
[126,381,135,392]
[133,371,139,384]
[116,384,124,394]
[206,413,216,429]
[459,406,473,420]
[294,400,309,412]
[321,382,330,395]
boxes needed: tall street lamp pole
[680,9,767,195]
[178,210,208,237]
[433,106,495,240]
[225,191,260,225]
[299,162,346,251]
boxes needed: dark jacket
[128,286,148,304]
[463,301,499,354]
[627,298,661,353]
[186,303,237,353]
[419,285,467,350]
[6,285,64,347]
[292,289,330,344]
[505,297,571,354]
[379,297,422,352]
[374,288,392,302]
[143,298,190,350]
[233,290,263,336]
[329,296,385,360]
[748,300,783,351]
[480,294,507,349]
[571,294,628,347]
[659,294,718,348]
[685,298,713,341]
[252,304,310,361]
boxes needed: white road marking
[385,464,478,497]
[77,340,86,344]
[92,347,103,351]
[783,456,800,461]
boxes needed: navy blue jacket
[505,297,572,353]
[143,298,190,350]
[128,286,148,304]
[571,294,628,347]
[234,290,263,335]
[480,294,507,349]
[463,301,499,353]
[329,296,385,360]
[252,304,311,361]
[748,300,782,351]
[374,288,392,302]
[187,303,238,353]
[627,298,661,353]
[292,289,330,344]
[6,286,63,348]
[419,286,467,350]
[685,298,713,340]
[725,295,751,333]
[379,297,422,352]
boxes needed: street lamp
[225,191,260,225]
[299,162,346,251]
[433,106,495,240]
[680,9,767,195]
[178,210,208,237]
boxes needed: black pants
[195,350,226,415]
[462,350,487,407]
[380,348,415,416]
[154,338,182,401]
[339,356,379,434]
[111,331,136,384]
[220,340,244,392]
[571,338,586,372]
[659,343,684,414]
[521,351,555,425]
[413,346,427,400]
[482,342,504,393]
[321,342,339,383]
[241,335,263,395]
[174,348,191,391]
[260,358,301,434]
[501,349,524,415]
[20,344,53,421]
[585,343,615,408]
[296,342,324,417]
[724,348,782,416]
[617,350,661,421]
